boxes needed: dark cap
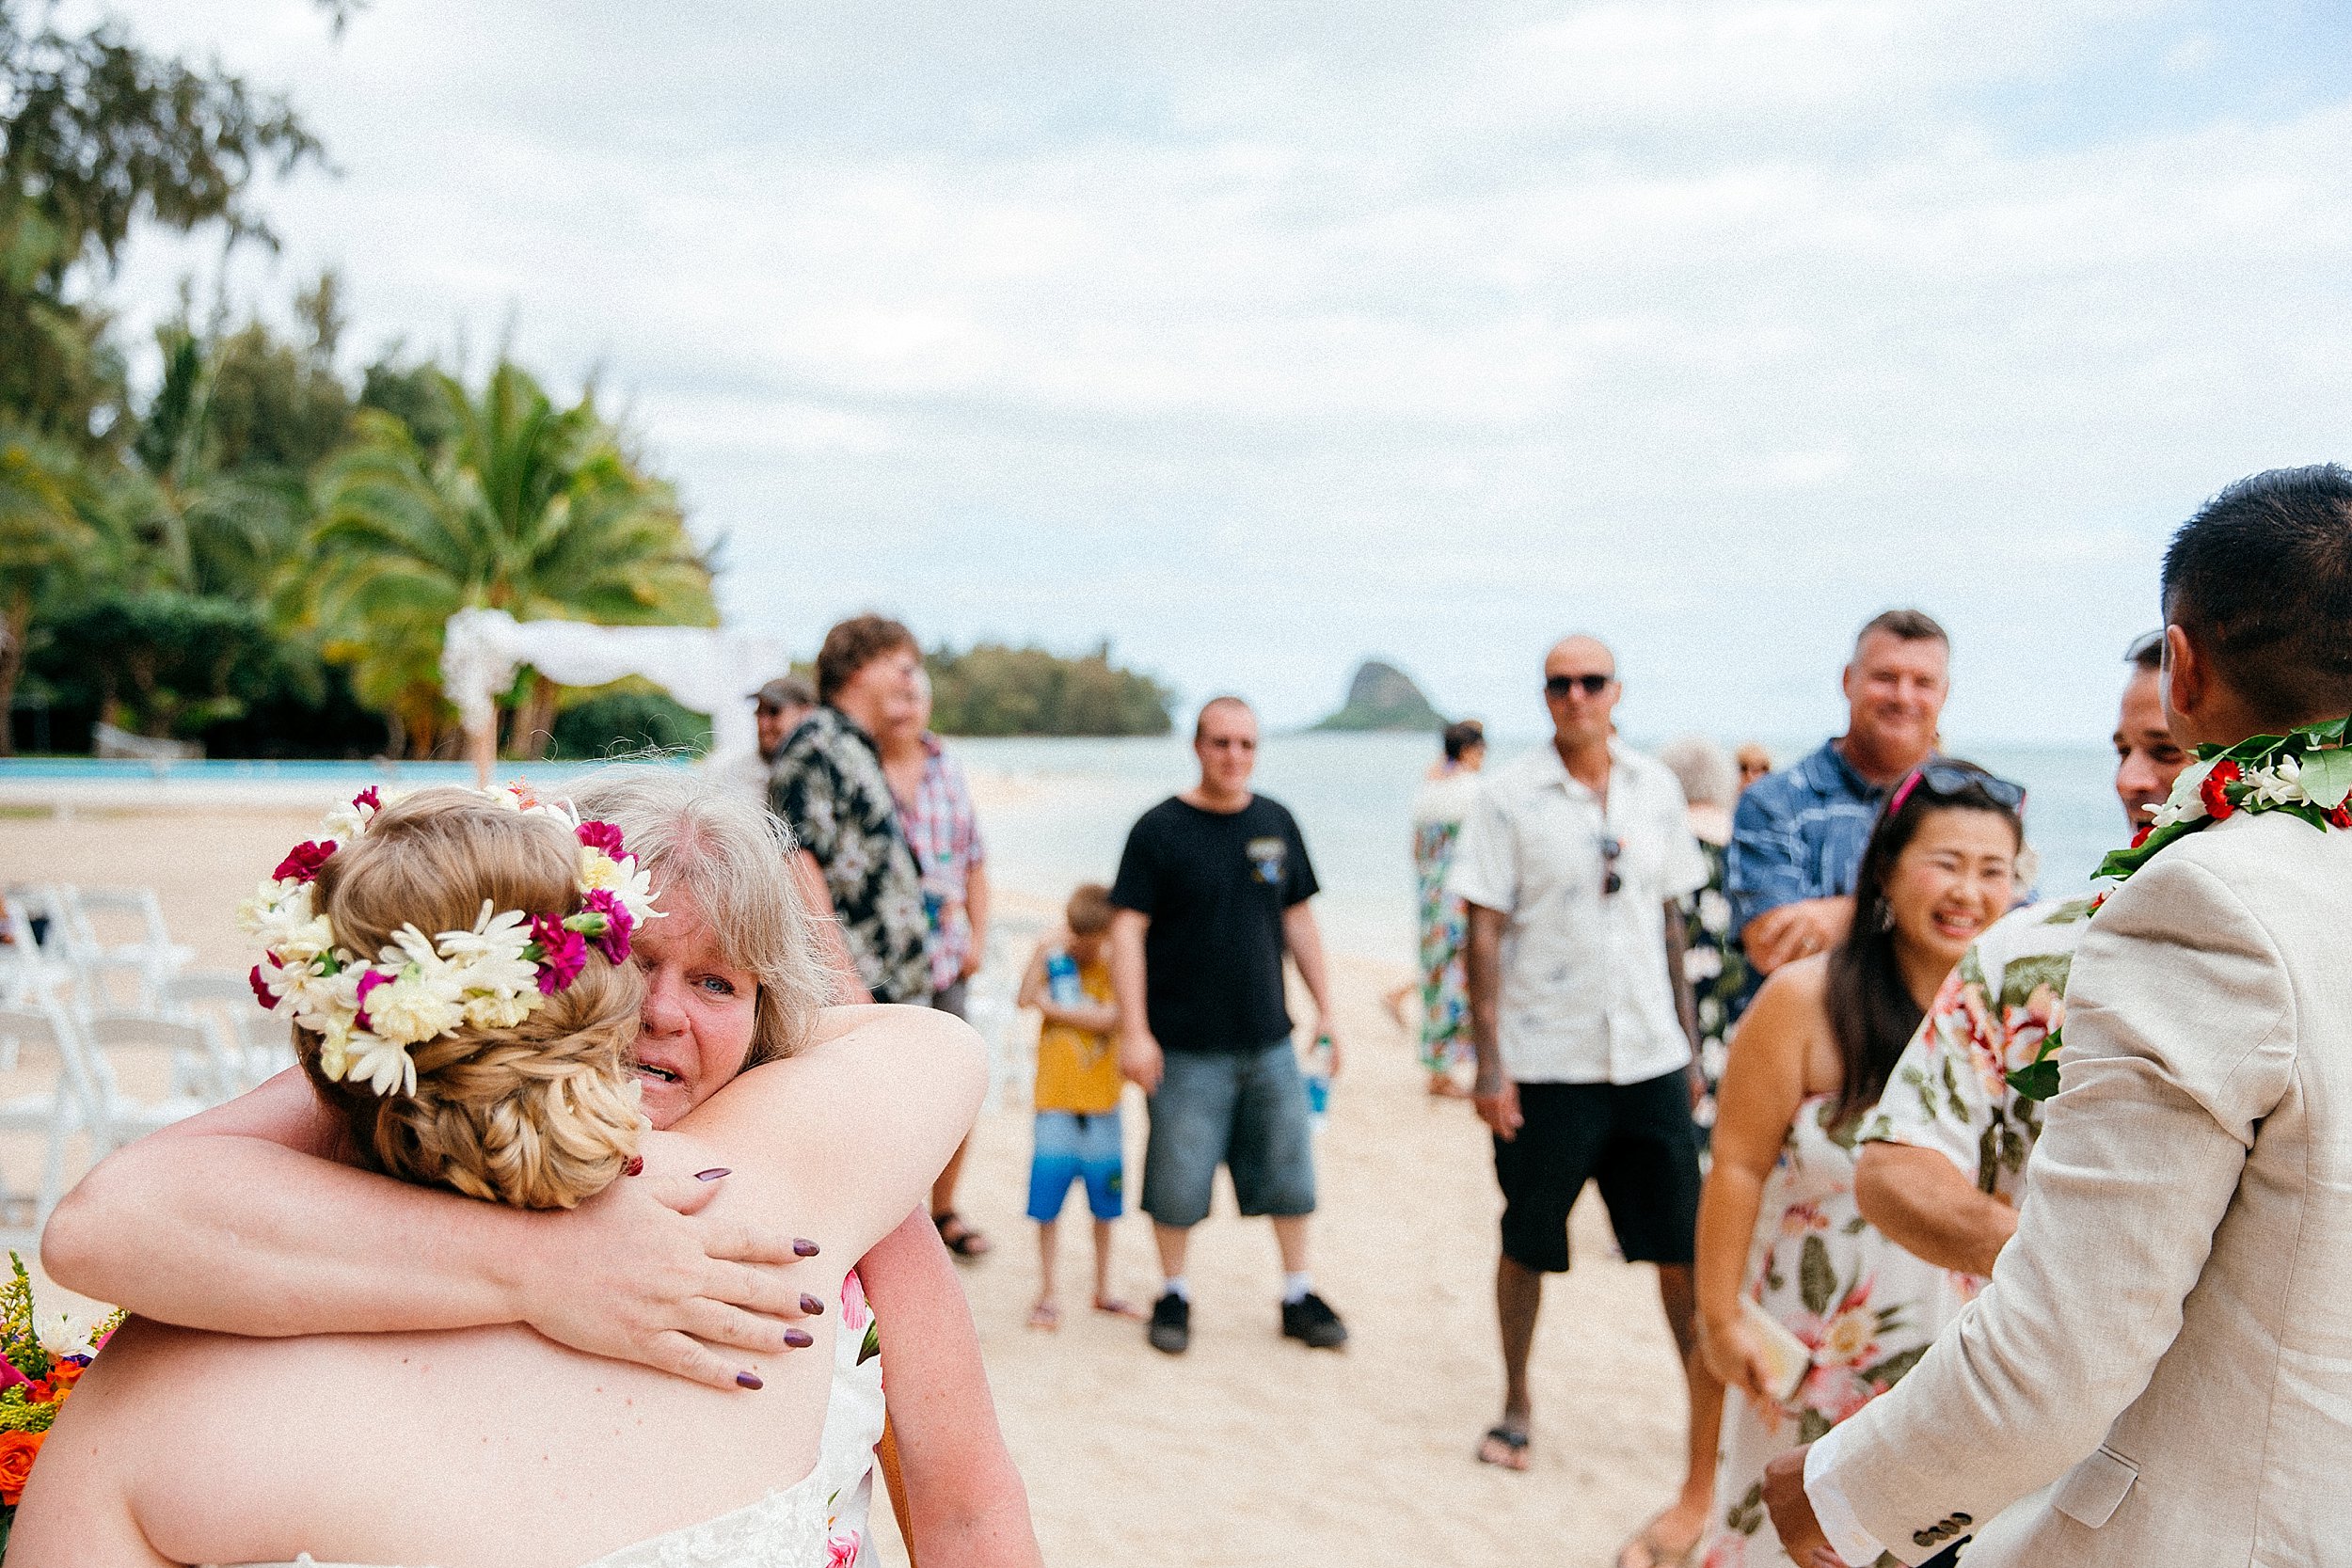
[750,674,817,711]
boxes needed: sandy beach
[4,796,1695,1567]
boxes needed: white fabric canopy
[439,609,786,768]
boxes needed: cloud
[77,0,2352,743]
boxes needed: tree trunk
[519,673,557,761]
[0,587,27,759]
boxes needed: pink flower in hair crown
[579,888,634,964]
[529,914,588,994]
[353,967,390,1032]
[273,840,338,883]
[577,819,628,859]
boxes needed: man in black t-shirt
[1108,695,1348,1355]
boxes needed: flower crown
[238,784,661,1098]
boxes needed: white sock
[1282,1271,1314,1305]
[1162,1275,1189,1302]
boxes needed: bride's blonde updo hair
[302,788,646,1210]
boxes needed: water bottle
[1045,950,1082,1006]
[1303,1033,1333,1126]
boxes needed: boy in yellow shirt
[1016,883,1138,1329]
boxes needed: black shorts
[1495,1069,1701,1274]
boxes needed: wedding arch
[439,608,787,782]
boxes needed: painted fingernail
[801,1292,825,1316]
[694,1167,730,1181]
[793,1238,820,1257]
[621,1155,644,1178]
[735,1370,763,1389]
[785,1328,815,1348]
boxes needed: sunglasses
[1887,763,2027,818]
[1545,673,1614,699]
[1599,834,1623,896]
[2124,629,2164,664]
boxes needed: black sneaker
[1148,1291,1190,1354]
[1280,1291,1347,1350]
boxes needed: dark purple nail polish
[800,1292,824,1316]
[793,1238,819,1257]
[735,1370,763,1389]
[785,1327,815,1348]
[694,1167,729,1181]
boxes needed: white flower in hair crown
[238,783,661,1097]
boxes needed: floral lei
[238,783,661,1098]
[2006,714,2351,1102]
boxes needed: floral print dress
[1702,1096,1968,1568]
[1409,769,1481,1073]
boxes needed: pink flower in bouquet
[531,915,587,994]
[577,820,628,859]
[0,1355,25,1395]
[839,1269,872,1335]
[825,1528,864,1567]
[273,839,338,883]
[581,889,634,964]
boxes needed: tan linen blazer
[1815,808,2352,1567]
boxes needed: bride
[9,783,987,1566]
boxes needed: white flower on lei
[2245,753,2304,809]
[436,902,542,1030]
[238,879,337,962]
[2148,757,2217,831]
[319,793,381,844]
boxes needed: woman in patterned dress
[1658,736,1751,1148]
[1692,764,2025,1567]
[1405,719,1485,1096]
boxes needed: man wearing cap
[723,675,818,800]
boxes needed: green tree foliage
[0,0,323,447]
[0,422,95,746]
[548,688,713,760]
[305,362,718,758]
[925,641,1173,736]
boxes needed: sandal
[1093,1295,1148,1321]
[1025,1300,1062,1331]
[1613,1513,1704,1568]
[1475,1424,1531,1471]
[932,1211,993,1259]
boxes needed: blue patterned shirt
[1724,738,1892,1018]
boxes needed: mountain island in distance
[1311,659,1447,732]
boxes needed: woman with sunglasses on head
[1689,763,2024,1568]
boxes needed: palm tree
[305,361,716,758]
[0,424,98,754]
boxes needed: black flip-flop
[1476,1425,1530,1468]
[932,1211,992,1259]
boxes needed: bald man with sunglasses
[1451,636,1719,1568]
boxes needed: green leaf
[2222,732,2290,761]
[1861,1344,1930,1387]
[1799,1233,1836,1317]
[2008,1058,2061,1102]
[2299,747,2352,811]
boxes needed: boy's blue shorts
[1027,1108,1124,1222]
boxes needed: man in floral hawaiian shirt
[1851,632,2188,1280]
[768,615,933,1006]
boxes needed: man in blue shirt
[1725,610,1948,1008]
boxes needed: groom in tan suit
[1765,465,2352,1566]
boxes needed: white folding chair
[77,1009,235,1152]
[0,1001,98,1244]
[0,892,71,1008]
[158,969,295,1091]
[47,886,195,1010]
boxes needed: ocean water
[955,733,2132,969]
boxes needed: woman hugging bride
[9,774,1036,1567]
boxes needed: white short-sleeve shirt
[1447,740,1710,1085]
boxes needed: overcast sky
[73,0,2352,741]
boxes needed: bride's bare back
[12,1010,982,1568]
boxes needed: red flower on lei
[531,915,587,993]
[580,888,634,964]
[353,967,390,1030]
[2200,758,2243,820]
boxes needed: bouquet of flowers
[0,1253,119,1549]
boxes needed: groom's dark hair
[2164,464,2352,725]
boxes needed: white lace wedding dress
[216,1274,887,1568]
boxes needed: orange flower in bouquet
[0,1430,41,1506]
